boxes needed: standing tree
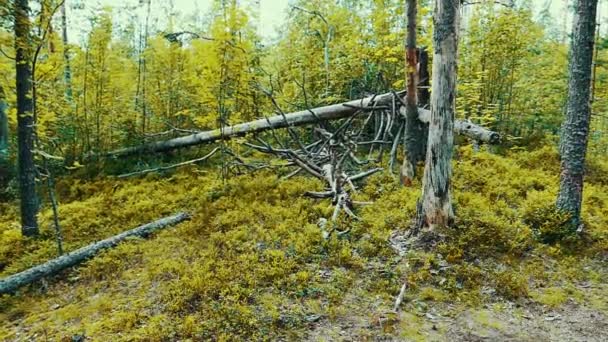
[401,0,428,186]
[14,0,39,236]
[556,0,599,229]
[0,84,7,160]
[61,0,73,101]
[418,0,459,231]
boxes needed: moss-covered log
[0,212,190,295]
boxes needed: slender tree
[401,0,428,186]
[61,0,73,101]
[556,0,599,228]
[14,0,39,236]
[0,84,8,192]
[418,0,459,230]
[0,84,8,160]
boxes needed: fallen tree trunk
[105,92,499,158]
[416,108,500,144]
[0,212,190,295]
[107,92,400,158]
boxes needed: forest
[0,0,607,340]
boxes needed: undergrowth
[0,146,606,340]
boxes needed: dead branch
[116,147,220,178]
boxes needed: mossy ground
[0,146,607,341]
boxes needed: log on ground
[416,108,500,144]
[0,212,190,295]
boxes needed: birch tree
[556,0,599,229]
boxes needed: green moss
[473,310,505,331]
[0,146,607,339]
[532,287,568,308]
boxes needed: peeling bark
[419,0,459,230]
[557,0,598,228]
[401,0,427,186]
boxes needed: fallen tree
[106,92,399,158]
[0,212,190,295]
[416,108,500,144]
[105,92,499,158]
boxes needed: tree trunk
[0,85,8,160]
[401,0,427,186]
[416,108,498,144]
[417,48,430,108]
[0,213,190,295]
[14,0,39,236]
[141,0,152,136]
[105,92,400,157]
[556,0,598,228]
[60,0,73,101]
[419,0,459,230]
[104,91,499,159]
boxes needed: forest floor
[0,145,607,341]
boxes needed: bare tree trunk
[557,0,598,228]
[14,0,39,236]
[106,92,399,157]
[401,0,427,186]
[103,92,498,159]
[417,48,430,108]
[419,0,459,230]
[0,85,8,160]
[141,0,152,136]
[82,45,91,154]
[60,0,72,101]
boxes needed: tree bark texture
[0,85,8,159]
[60,0,73,101]
[402,0,427,186]
[556,0,598,227]
[417,48,430,108]
[0,212,190,294]
[420,0,459,229]
[14,0,39,236]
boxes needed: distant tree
[418,0,459,231]
[0,83,7,160]
[556,0,599,229]
[14,0,39,236]
[61,0,73,101]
